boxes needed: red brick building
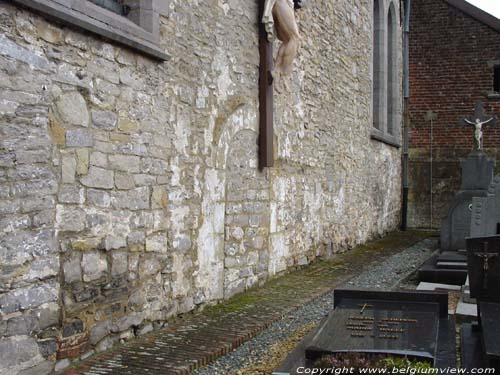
[408,0,500,228]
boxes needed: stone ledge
[10,0,170,61]
[371,129,402,148]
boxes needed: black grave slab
[418,255,467,285]
[461,323,487,370]
[273,290,455,375]
[466,235,500,302]
[480,302,500,367]
[463,235,500,370]
[471,174,500,238]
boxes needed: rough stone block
[37,303,59,330]
[89,152,107,168]
[91,110,117,130]
[75,148,89,175]
[105,235,126,251]
[55,92,89,127]
[56,205,86,232]
[139,256,162,276]
[54,358,71,372]
[58,185,85,204]
[18,360,54,375]
[66,129,93,147]
[61,155,76,184]
[0,282,59,314]
[109,154,141,173]
[81,252,108,282]
[62,319,84,338]
[111,312,144,333]
[111,252,128,275]
[111,187,150,210]
[86,189,111,207]
[0,336,43,371]
[37,338,57,358]
[172,234,191,253]
[63,256,82,284]
[81,167,114,189]
[145,233,167,253]
[151,185,167,208]
[90,319,111,345]
[114,172,135,190]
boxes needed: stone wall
[408,0,500,229]
[0,0,403,373]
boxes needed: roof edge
[443,0,500,33]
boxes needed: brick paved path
[60,231,431,375]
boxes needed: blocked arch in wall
[196,103,271,303]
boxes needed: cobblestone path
[59,231,431,375]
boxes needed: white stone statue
[464,117,494,150]
[262,0,303,85]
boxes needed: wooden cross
[460,101,498,150]
[475,242,499,290]
[259,0,274,169]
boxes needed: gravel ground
[190,237,437,375]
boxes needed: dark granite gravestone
[470,175,500,238]
[461,235,500,370]
[273,290,456,375]
[419,102,496,285]
[440,150,495,252]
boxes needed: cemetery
[1,0,500,374]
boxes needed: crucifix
[258,0,305,169]
[475,242,499,290]
[460,101,498,150]
[259,0,274,169]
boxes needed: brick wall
[408,0,500,228]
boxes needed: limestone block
[151,186,167,209]
[81,167,114,189]
[66,129,93,147]
[86,189,111,207]
[0,282,59,314]
[145,233,167,253]
[61,155,76,184]
[63,255,81,283]
[58,185,84,204]
[111,312,144,333]
[172,234,191,253]
[0,336,44,372]
[104,235,126,251]
[55,92,89,127]
[91,110,117,130]
[56,205,86,232]
[114,172,135,190]
[111,252,128,275]
[111,187,150,210]
[75,148,89,175]
[108,154,141,173]
[89,319,111,345]
[89,152,107,168]
[81,252,108,282]
[36,19,63,44]
[139,256,162,277]
[37,302,60,330]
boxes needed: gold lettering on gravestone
[346,304,417,340]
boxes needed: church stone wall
[0,0,402,373]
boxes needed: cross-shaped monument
[460,101,498,150]
[475,242,499,290]
[259,0,274,169]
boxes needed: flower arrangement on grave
[313,353,433,373]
